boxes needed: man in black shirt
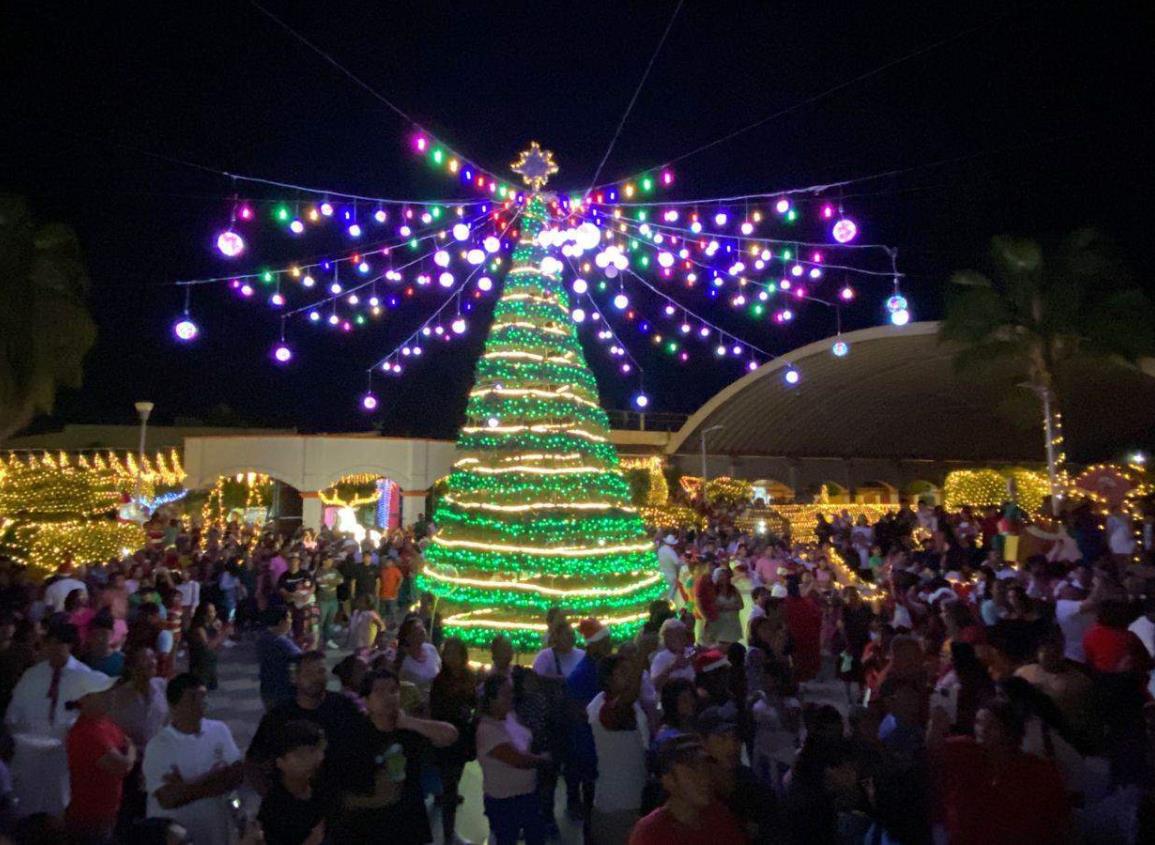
[248,651,364,804]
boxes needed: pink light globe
[216,230,245,257]
[832,218,858,243]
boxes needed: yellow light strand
[460,424,607,442]
[422,567,661,597]
[430,535,652,556]
[444,608,649,632]
[441,495,636,513]
[469,386,599,408]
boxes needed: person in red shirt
[65,672,137,839]
[1083,601,1153,676]
[784,576,823,682]
[931,698,1070,844]
[629,734,748,845]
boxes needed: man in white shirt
[44,562,88,613]
[1127,596,1155,697]
[532,618,585,679]
[588,653,649,844]
[1054,579,1096,664]
[657,534,683,605]
[4,620,105,816]
[142,673,244,845]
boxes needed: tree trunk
[1039,387,1064,514]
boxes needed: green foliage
[942,230,1155,393]
[0,196,97,442]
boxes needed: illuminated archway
[318,473,402,540]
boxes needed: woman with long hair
[187,602,229,691]
[430,637,477,845]
[703,566,744,647]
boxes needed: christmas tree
[419,144,663,649]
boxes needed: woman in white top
[649,618,695,692]
[531,619,585,679]
[476,673,549,845]
[395,616,441,711]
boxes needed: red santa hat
[577,617,610,644]
[693,648,731,675]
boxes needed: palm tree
[941,230,1155,511]
[0,195,97,443]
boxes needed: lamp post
[134,401,154,500]
[699,424,724,484]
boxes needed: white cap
[66,671,117,705]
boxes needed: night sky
[6,1,1150,439]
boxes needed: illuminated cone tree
[419,144,662,649]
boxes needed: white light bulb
[439,272,455,288]
[433,250,451,268]
[613,293,629,310]
[483,236,500,253]
[452,223,470,241]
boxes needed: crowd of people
[0,495,1154,843]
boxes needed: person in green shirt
[313,557,344,650]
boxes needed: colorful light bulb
[216,230,245,257]
[832,218,858,243]
[832,340,849,357]
[172,316,199,342]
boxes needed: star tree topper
[511,141,559,191]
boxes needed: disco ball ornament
[832,340,849,358]
[832,218,858,243]
[886,294,908,313]
[215,230,245,257]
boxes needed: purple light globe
[272,343,293,363]
[361,393,379,411]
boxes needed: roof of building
[668,321,1155,462]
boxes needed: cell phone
[230,795,247,836]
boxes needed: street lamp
[134,401,154,499]
[700,424,724,483]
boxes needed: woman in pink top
[98,572,131,647]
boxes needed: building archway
[855,480,898,505]
[318,473,402,541]
[192,471,302,535]
[751,478,795,505]
[808,481,850,504]
[905,480,941,506]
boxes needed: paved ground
[205,634,848,844]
